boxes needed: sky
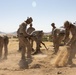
[0,0,76,33]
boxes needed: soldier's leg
[0,47,3,59]
[32,40,41,55]
[25,39,32,64]
[21,39,26,59]
[18,42,22,52]
[54,34,64,53]
[0,40,3,59]
[68,41,76,65]
[19,46,28,69]
[68,49,73,65]
[26,39,32,58]
[3,36,9,59]
[4,43,8,59]
[30,39,34,52]
[53,36,59,53]
[36,40,41,53]
[53,38,55,47]
[54,42,59,53]
[19,37,28,69]
[21,46,26,59]
[30,39,33,48]
[19,36,26,60]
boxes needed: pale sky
[0,0,76,33]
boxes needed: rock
[18,59,28,69]
[57,71,62,74]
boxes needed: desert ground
[0,38,76,75]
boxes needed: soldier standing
[27,23,35,50]
[3,36,9,59]
[17,28,22,52]
[0,35,9,59]
[18,17,33,68]
[0,36,4,59]
[51,23,56,47]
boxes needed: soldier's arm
[67,34,76,46]
[20,23,30,37]
[27,28,30,33]
[22,29,30,37]
[64,29,70,44]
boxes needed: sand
[0,38,76,75]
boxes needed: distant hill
[6,31,17,38]
[43,32,51,35]
[0,31,17,37]
[0,31,52,37]
[10,31,17,36]
[0,31,6,36]
[9,31,51,36]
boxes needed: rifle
[30,30,48,50]
[40,41,48,50]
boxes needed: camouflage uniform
[63,28,70,45]
[18,17,33,68]
[27,24,35,49]
[18,22,32,59]
[27,24,35,34]
[3,36,9,59]
[30,30,44,54]
[0,36,9,59]
[51,23,56,47]
[53,27,65,53]
[0,36,4,59]
[64,21,76,65]
[17,28,22,52]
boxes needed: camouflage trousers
[68,40,76,64]
[54,33,65,53]
[0,37,4,58]
[0,36,8,59]
[19,35,32,60]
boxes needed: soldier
[3,35,9,59]
[30,30,46,54]
[64,21,76,65]
[17,28,22,52]
[51,23,65,53]
[0,36,4,59]
[51,23,56,47]
[27,23,35,51]
[0,35,9,59]
[27,23,35,34]
[51,23,56,35]
[18,17,33,68]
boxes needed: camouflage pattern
[0,36,4,59]
[64,21,76,65]
[18,17,33,59]
[52,27,65,53]
[27,23,35,34]
[30,30,44,54]
[3,36,9,59]
[0,36,9,59]
[51,23,56,47]
[27,24,35,49]
[17,28,22,52]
